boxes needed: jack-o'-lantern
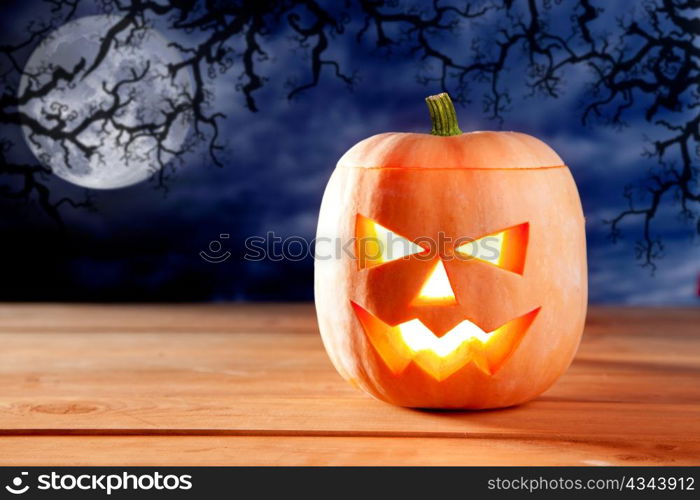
[315,93,587,409]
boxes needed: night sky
[1,1,698,304]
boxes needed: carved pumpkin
[315,93,587,409]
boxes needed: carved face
[315,131,587,409]
[353,215,536,381]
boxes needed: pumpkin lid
[337,130,564,170]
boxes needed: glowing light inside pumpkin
[412,260,456,305]
[455,223,529,275]
[351,300,540,380]
[456,231,505,265]
[356,215,425,269]
[398,318,492,357]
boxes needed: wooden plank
[2,399,698,443]
[1,435,697,466]
[0,303,318,334]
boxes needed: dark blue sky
[1,1,698,304]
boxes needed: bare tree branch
[0,0,696,272]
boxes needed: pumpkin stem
[425,92,462,137]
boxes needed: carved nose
[411,259,456,306]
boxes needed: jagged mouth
[351,302,540,381]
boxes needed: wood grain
[1,435,694,466]
[0,304,698,465]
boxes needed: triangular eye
[356,215,426,270]
[455,223,529,275]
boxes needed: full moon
[18,15,193,189]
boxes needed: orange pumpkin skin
[315,126,587,409]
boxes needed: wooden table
[0,304,698,466]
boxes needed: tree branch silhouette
[0,0,696,270]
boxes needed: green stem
[425,92,462,136]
